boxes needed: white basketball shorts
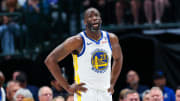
[74,87,112,101]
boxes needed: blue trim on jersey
[106,31,112,50]
[78,34,86,57]
[83,31,103,44]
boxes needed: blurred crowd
[1,69,180,101]
[0,0,178,56]
[0,70,72,101]
[118,70,176,101]
[81,0,172,25]
[0,0,65,55]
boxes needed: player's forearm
[110,57,123,87]
[45,57,70,91]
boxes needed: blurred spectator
[6,80,21,101]
[15,71,39,101]
[66,94,73,101]
[0,0,26,51]
[1,0,6,11]
[94,0,116,25]
[26,0,39,13]
[115,0,125,24]
[96,0,106,24]
[53,96,65,101]
[176,86,180,101]
[0,0,19,12]
[106,0,116,24]
[41,0,58,17]
[17,0,26,7]
[48,0,64,36]
[130,0,140,24]
[41,0,50,18]
[0,71,6,101]
[4,0,23,27]
[153,70,175,101]
[38,86,53,101]
[124,90,140,101]
[118,88,130,101]
[50,79,68,98]
[6,0,18,12]
[142,90,150,101]
[82,0,91,10]
[49,67,67,98]
[48,0,58,7]
[126,70,149,99]
[154,0,170,24]
[13,88,33,101]
[0,15,20,55]
[149,87,163,101]
[22,0,42,47]
[2,0,23,25]
[144,0,152,24]
[13,70,21,80]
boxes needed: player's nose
[92,16,98,21]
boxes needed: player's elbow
[116,53,123,62]
[118,52,123,62]
[44,55,56,66]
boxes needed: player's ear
[100,18,102,24]
[84,19,87,25]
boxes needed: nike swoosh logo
[87,42,92,45]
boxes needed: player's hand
[108,86,114,95]
[67,83,88,96]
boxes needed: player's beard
[87,21,101,33]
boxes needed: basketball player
[45,7,123,101]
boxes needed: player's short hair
[84,7,101,19]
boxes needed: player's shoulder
[63,34,83,50]
[105,31,118,40]
[65,34,83,44]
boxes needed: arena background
[0,0,180,100]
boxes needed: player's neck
[85,29,101,41]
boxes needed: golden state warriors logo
[91,49,109,73]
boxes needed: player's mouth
[92,22,100,27]
[92,23,99,27]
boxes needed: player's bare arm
[44,35,87,95]
[108,33,123,94]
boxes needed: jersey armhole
[106,32,112,51]
[78,34,86,57]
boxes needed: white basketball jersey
[72,30,112,91]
